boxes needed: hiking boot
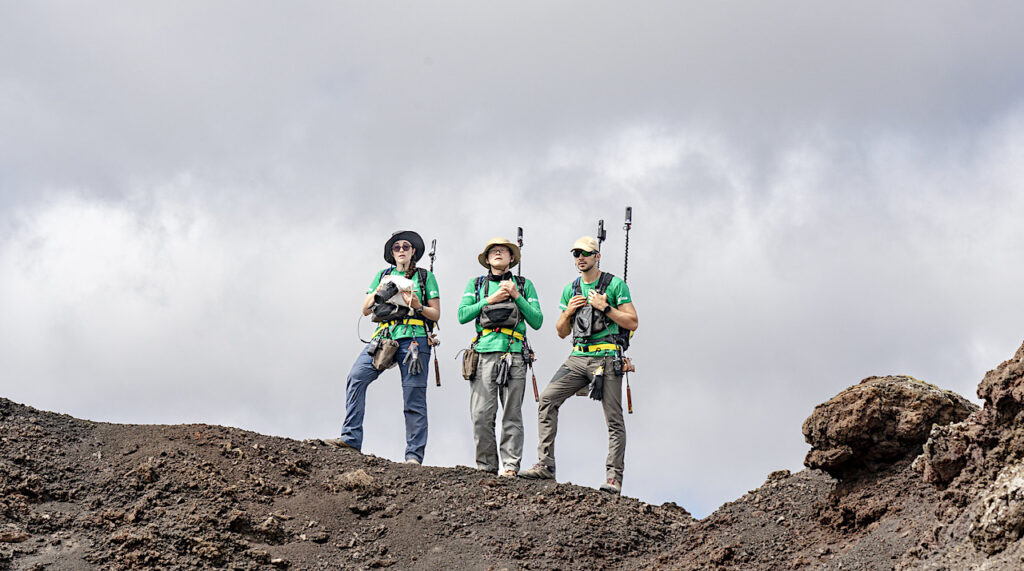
[322,438,358,451]
[405,458,421,466]
[499,469,516,478]
[518,463,555,480]
[600,477,621,494]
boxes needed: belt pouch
[372,339,400,371]
[462,348,480,380]
[479,301,521,329]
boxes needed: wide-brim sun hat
[571,236,600,253]
[385,230,425,265]
[478,237,521,269]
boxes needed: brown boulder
[913,420,981,484]
[803,375,978,478]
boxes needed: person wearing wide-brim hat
[457,237,543,477]
[519,235,638,495]
[326,230,441,465]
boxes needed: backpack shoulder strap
[515,275,526,292]
[417,267,428,299]
[474,276,488,328]
[414,267,435,333]
[597,272,615,294]
[572,277,582,297]
[475,276,487,302]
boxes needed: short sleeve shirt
[368,267,440,339]
[559,273,631,356]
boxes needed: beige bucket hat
[478,237,521,269]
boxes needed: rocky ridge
[7,341,1024,569]
[0,398,690,570]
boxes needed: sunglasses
[571,249,596,258]
[392,243,413,253]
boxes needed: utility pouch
[479,301,521,329]
[371,339,400,371]
[371,302,408,323]
[572,305,607,339]
[461,348,480,380]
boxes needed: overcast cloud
[3,2,1024,517]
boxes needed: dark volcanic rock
[914,420,981,484]
[14,339,1024,570]
[977,340,1024,422]
[916,342,1024,489]
[912,341,1024,561]
[0,397,692,570]
[803,375,978,478]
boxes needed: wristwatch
[602,305,612,315]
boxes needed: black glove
[495,353,512,387]
[589,366,604,401]
[403,341,423,375]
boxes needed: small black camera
[374,281,400,304]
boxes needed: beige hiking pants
[470,352,527,473]
[536,354,625,481]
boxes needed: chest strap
[574,343,619,353]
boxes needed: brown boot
[518,463,555,480]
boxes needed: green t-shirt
[457,274,543,353]
[559,273,632,357]
[368,267,440,339]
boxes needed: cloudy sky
[3,2,1024,517]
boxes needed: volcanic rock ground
[6,341,1024,569]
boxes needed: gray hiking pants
[536,354,625,482]
[470,352,527,473]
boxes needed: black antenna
[623,207,632,282]
[516,227,523,278]
[597,219,606,245]
[428,239,437,272]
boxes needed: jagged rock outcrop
[977,340,1024,421]
[913,420,981,484]
[912,341,1024,558]
[915,342,1024,489]
[969,460,1024,554]
[802,375,977,479]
